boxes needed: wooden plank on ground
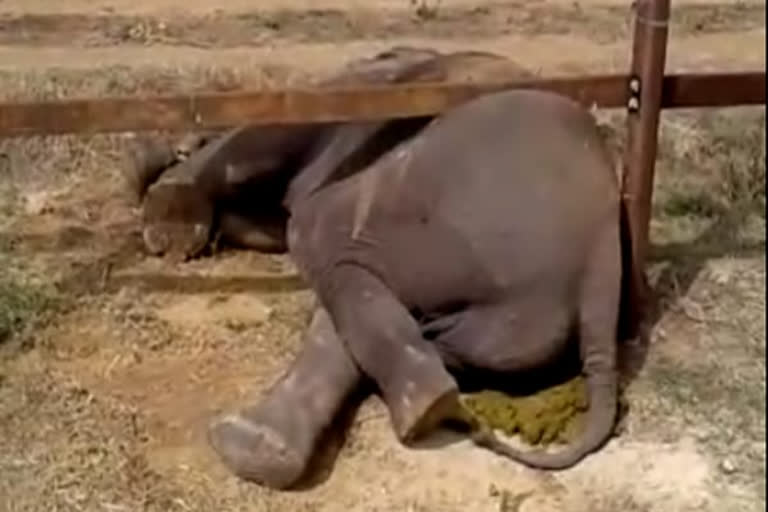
[0,72,763,136]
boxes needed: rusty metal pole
[622,0,670,330]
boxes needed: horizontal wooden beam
[661,71,766,108]
[0,71,763,136]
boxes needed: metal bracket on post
[621,0,670,338]
[627,76,641,113]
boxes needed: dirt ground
[0,1,765,511]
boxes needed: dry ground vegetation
[0,1,765,511]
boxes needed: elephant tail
[469,370,617,469]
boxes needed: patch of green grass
[0,176,18,219]
[658,191,725,219]
[0,264,60,344]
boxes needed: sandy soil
[0,1,765,511]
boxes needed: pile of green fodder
[461,377,588,446]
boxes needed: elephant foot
[385,360,460,444]
[208,412,305,489]
[141,181,214,259]
[396,385,461,444]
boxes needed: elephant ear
[284,122,386,209]
[323,46,442,86]
[121,136,177,204]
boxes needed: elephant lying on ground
[206,88,638,489]
[121,46,535,259]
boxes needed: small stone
[23,191,52,215]
[720,459,737,474]
[694,430,710,442]
[223,318,247,332]
[708,261,735,285]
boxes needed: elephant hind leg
[426,301,573,377]
[318,264,460,444]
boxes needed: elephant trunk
[471,370,618,470]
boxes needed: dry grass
[654,108,765,221]
[648,109,765,303]
[0,364,184,511]
[637,108,765,506]
[630,254,766,505]
[0,4,762,49]
[0,62,309,102]
[593,106,765,256]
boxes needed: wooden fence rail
[0,72,763,136]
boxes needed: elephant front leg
[218,212,289,254]
[208,307,361,489]
[321,265,460,443]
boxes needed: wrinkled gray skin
[208,89,633,489]
[123,46,534,259]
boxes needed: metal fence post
[622,0,670,328]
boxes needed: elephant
[120,46,536,260]
[206,88,639,489]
